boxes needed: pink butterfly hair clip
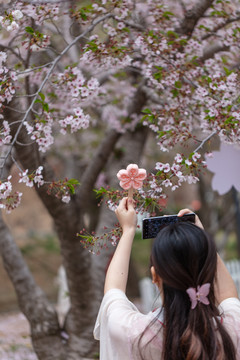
[186,283,210,310]
[117,164,147,198]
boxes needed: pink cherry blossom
[192,152,201,162]
[62,195,71,203]
[174,153,183,163]
[117,164,147,190]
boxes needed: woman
[94,197,240,359]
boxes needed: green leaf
[80,9,87,20]
[157,131,166,138]
[166,30,179,39]
[39,92,45,101]
[142,108,152,114]
[67,178,80,185]
[42,103,49,112]
[34,99,42,105]
[47,92,58,99]
[94,186,107,198]
[35,30,44,39]
[179,39,188,46]
[171,88,179,97]
[25,26,34,34]
[145,198,154,206]
[85,41,98,52]
[221,56,228,64]
[68,184,75,194]
[223,67,232,76]
[154,71,162,81]
[175,80,182,89]
[162,11,174,19]
[225,116,234,124]
[147,115,154,123]
[141,114,149,122]
[198,24,211,32]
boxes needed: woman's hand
[104,197,137,294]
[177,208,204,229]
[115,197,137,233]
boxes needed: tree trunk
[0,212,66,360]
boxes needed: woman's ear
[150,266,162,288]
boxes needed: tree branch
[200,44,229,62]
[0,44,26,64]
[1,12,113,178]
[16,62,53,76]
[194,130,218,153]
[177,0,215,36]
[79,129,121,203]
[202,15,240,40]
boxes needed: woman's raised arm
[104,197,137,294]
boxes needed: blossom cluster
[59,108,90,135]
[0,176,23,213]
[56,67,99,101]
[26,30,51,52]
[148,152,204,198]
[80,34,132,72]
[0,120,12,145]
[78,223,123,255]
[46,178,80,204]
[19,3,59,25]
[0,0,240,219]
[24,113,54,153]
[19,166,44,188]
[0,9,23,32]
[0,52,16,107]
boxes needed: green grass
[20,233,60,255]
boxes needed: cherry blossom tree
[0,0,240,358]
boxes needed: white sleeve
[93,289,165,360]
[93,288,140,340]
[218,297,240,354]
[93,289,151,360]
[219,297,240,312]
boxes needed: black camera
[142,213,196,239]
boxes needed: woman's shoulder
[218,297,240,330]
[219,296,240,312]
[218,297,240,355]
[102,288,140,312]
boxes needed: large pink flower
[117,164,147,190]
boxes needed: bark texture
[177,0,215,36]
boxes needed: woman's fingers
[116,197,127,211]
[127,197,135,210]
[178,208,204,229]
[177,208,192,217]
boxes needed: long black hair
[138,221,236,360]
